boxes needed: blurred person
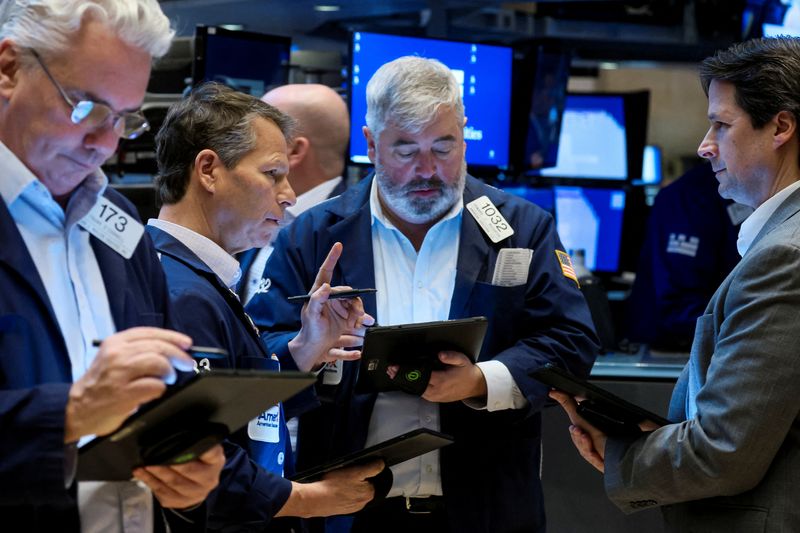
[239,83,350,306]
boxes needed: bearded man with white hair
[249,55,599,533]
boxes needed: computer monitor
[553,185,626,273]
[639,144,663,185]
[348,31,513,169]
[497,185,555,215]
[192,26,291,97]
[537,94,628,181]
[515,46,571,171]
[742,0,800,38]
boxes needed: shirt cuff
[463,360,528,412]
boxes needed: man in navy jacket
[248,56,599,533]
[0,1,224,530]
[149,82,383,531]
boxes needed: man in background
[240,83,349,306]
[626,162,745,351]
[0,1,223,530]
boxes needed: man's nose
[697,129,717,160]
[415,151,436,178]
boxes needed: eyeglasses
[30,49,150,140]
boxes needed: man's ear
[363,126,377,164]
[289,136,309,167]
[773,110,797,149]
[0,40,22,101]
[194,149,223,194]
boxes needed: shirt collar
[288,176,343,219]
[737,179,800,256]
[147,219,242,288]
[0,140,107,228]
[368,177,463,232]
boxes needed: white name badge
[78,197,144,259]
[322,359,343,386]
[248,404,281,443]
[466,196,514,243]
[492,248,533,287]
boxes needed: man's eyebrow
[433,135,457,143]
[73,89,141,114]
[390,139,419,148]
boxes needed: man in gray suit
[552,36,800,532]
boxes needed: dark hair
[155,82,295,204]
[699,36,800,129]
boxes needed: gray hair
[0,0,174,59]
[365,56,464,140]
[155,82,296,205]
[699,36,800,130]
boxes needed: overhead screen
[349,31,513,168]
[499,184,626,273]
[192,26,291,97]
[639,144,663,185]
[519,47,571,171]
[537,94,628,181]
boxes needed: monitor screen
[553,186,626,273]
[640,144,663,185]
[521,47,571,171]
[742,0,800,38]
[537,94,628,181]
[193,26,291,97]
[497,185,555,214]
[348,31,513,168]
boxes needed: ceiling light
[314,5,340,12]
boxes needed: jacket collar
[751,184,800,248]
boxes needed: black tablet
[533,363,670,437]
[290,428,454,482]
[77,369,316,481]
[357,317,488,393]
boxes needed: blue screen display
[539,94,628,180]
[196,27,290,97]
[349,32,512,168]
[498,185,555,215]
[554,186,626,272]
[640,144,662,185]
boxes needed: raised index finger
[311,242,343,292]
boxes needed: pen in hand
[90,340,226,384]
[287,287,377,303]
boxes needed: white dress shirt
[364,179,524,498]
[737,180,800,256]
[147,219,241,289]
[0,141,152,533]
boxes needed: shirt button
[417,281,423,289]
[426,465,433,473]
[425,415,432,423]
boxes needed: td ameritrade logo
[248,405,280,443]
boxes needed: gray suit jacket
[605,186,800,533]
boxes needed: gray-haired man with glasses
[0,1,224,532]
[30,49,150,140]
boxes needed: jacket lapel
[325,177,378,319]
[0,198,63,336]
[449,177,496,319]
[750,185,800,249]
